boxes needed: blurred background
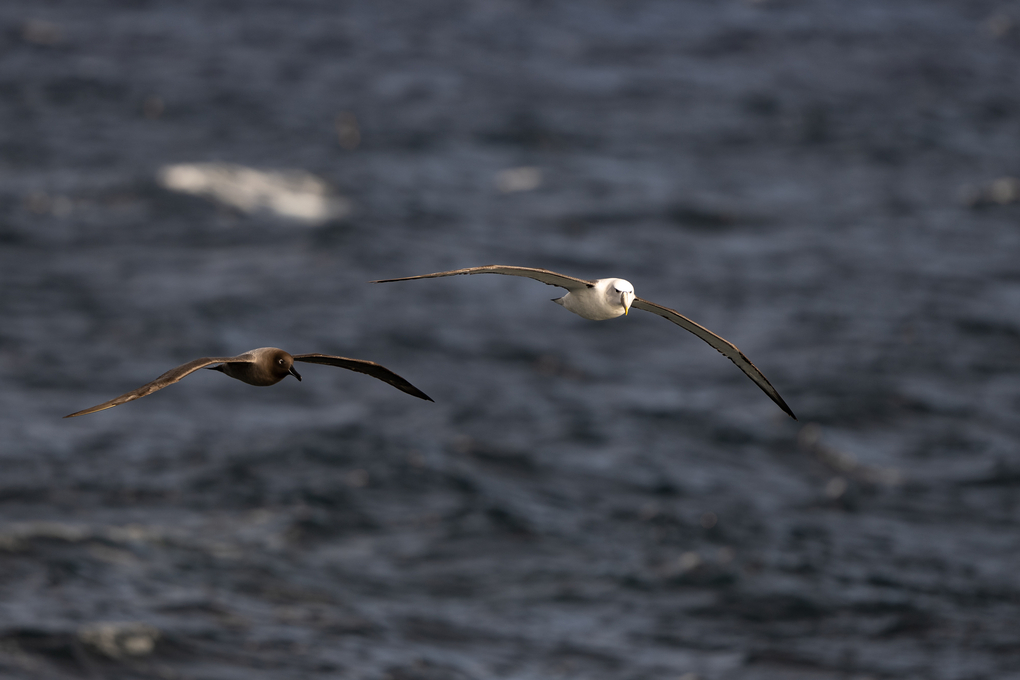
[2,1,1019,678]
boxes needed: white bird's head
[608,278,635,316]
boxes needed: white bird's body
[373,265,796,420]
[554,277,635,320]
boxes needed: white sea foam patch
[157,163,350,224]
[495,166,542,193]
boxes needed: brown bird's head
[267,348,301,382]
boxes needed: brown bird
[373,265,795,420]
[64,347,432,418]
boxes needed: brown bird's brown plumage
[64,347,432,418]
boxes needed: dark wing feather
[64,355,249,418]
[632,298,796,420]
[292,354,433,402]
[372,265,594,291]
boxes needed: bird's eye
[278,359,284,365]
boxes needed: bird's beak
[622,293,631,316]
[289,366,302,381]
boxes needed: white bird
[373,265,795,419]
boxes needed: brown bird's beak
[289,366,302,381]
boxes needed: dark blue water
[2,1,1019,677]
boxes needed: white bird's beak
[622,293,632,316]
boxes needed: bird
[372,265,795,419]
[64,346,432,418]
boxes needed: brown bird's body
[208,347,297,386]
[65,347,431,418]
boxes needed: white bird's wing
[64,355,252,418]
[372,265,594,291]
[632,298,796,420]
[292,354,433,401]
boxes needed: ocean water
[2,1,1019,677]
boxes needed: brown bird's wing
[372,265,594,291]
[64,355,252,418]
[292,354,433,402]
[631,298,796,420]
